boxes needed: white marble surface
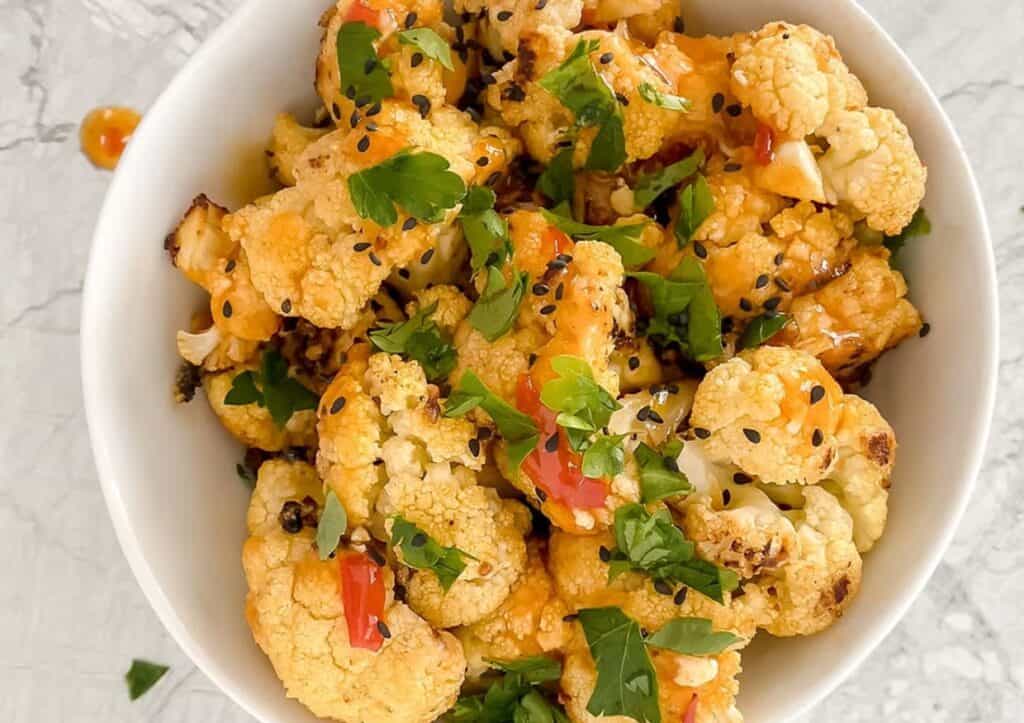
[0,1,1021,721]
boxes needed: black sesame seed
[403,217,418,231]
[357,135,371,152]
[364,58,377,74]
[398,268,411,279]
[812,428,824,447]
[532,282,550,296]
[637,406,651,422]
[411,533,427,548]
[225,259,236,273]
[712,93,725,113]
[485,171,502,186]
[545,432,559,452]
[782,33,790,39]
[354,242,371,252]
[919,322,931,338]
[476,156,490,167]
[367,102,381,116]
[739,297,753,312]
[540,304,557,315]
[774,252,785,266]
[673,16,685,32]
[774,277,791,292]
[404,11,417,28]
[743,428,761,443]
[763,296,782,311]
[726,103,743,117]
[755,274,769,289]
[615,92,630,106]
[674,587,688,605]
[654,580,674,596]
[722,489,732,506]
[693,240,708,259]
[562,612,579,622]
[410,52,423,68]
[412,94,431,118]
[628,356,640,371]
[556,253,573,264]
[347,111,360,130]
[724,162,743,173]
[377,620,392,638]
[555,282,564,300]
[599,52,614,64]
[528,353,538,367]
[496,10,513,20]
[810,385,826,405]
[369,252,382,266]
[598,545,612,562]
[345,85,356,100]
[535,0,548,8]
[355,94,371,108]
[281,299,292,314]
[279,501,303,534]
[694,427,711,439]
[649,410,665,425]
[420,248,434,265]
[733,472,752,485]
[330,397,346,415]
[222,300,233,318]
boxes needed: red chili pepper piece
[338,551,386,651]
[754,122,776,166]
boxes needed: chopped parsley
[631,149,705,210]
[460,187,511,271]
[638,82,692,112]
[634,440,691,502]
[883,207,931,258]
[674,173,715,246]
[336,22,393,106]
[539,355,620,451]
[223,349,319,428]
[449,656,567,722]
[396,28,454,70]
[581,434,627,478]
[540,208,654,268]
[390,516,470,591]
[369,302,457,382]
[468,266,529,341]
[577,607,660,723]
[738,312,790,350]
[537,146,576,205]
[348,149,467,227]
[645,617,742,656]
[540,40,627,172]
[445,370,540,468]
[316,491,348,561]
[125,659,169,701]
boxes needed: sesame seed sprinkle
[532,283,550,296]
[377,620,392,638]
[810,385,826,405]
[755,274,769,289]
[726,103,743,117]
[712,93,725,113]
[743,428,761,443]
[369,252,382,266]
[476,156,490,166]
[420,248,434,265]
[496,10,513,20]
[739,297,753,312]
[763,296,782,311]
[222,300,233,318]
[733,472,752,484]
[357,135,370,152]
[637,406,651,422]
[812,428,824,447]
[366,102,382,116]
[598,545,611,562]
[920,322,931,338]
[225,259,236,273]
[599,52,614,64]
[411,94,431,118]
[410,52,423,68]
[540,304,557,315]
[694,427,711,439]
[648,410,664,424]
[403,217,418,231]
[722,489,732,505]
[775,277,791,292]
[404,11,417,28]
[281,299,292,314]
[628,356,640,370]
[398,268,410,279]
[411,533,427,548]
[724,162,743,172]
[774,252,785,266]
[535,0,547,7]
[615,92,630,106]
[693,240,708,259]
[330,396,346,415]
[674,587,688,605]
[654,580,673,596]
[354,242,371,252]
[555,282,565,300]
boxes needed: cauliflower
[607,382,699,449]
[242,459,465,723]
[455,540,573,678]
[387,224,469,298]
[749,138,827,203]
[757,486,862,636]
[779,247,922,380]
[823,395,895,552]
[696,158,790,249]
[690,346,844,486]
[455,0,582,57]
[203,366,317,452]
[561,629,744,723]
[768,201,855,295]
[405,285,473,335]
[267,113,330,186]
[818,107,928,235]
[701,232,789,321]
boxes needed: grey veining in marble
[0,1,1021,721]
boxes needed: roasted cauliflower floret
[818,107,927,235]
[780,247,922,380]
[561,629,743,723]
[769,201,855,295]
[405,285,473,335]
[759,486,862,636]
[824,395,895,552]
[607,382,699,449]
[696,159,789,249]
[243,459,465,723]
[387,225,469,297]
[456,540,573,678]
[690,346,844,486]
[378,462,531,628]
[268,113,331,186]
[456,0,582,56]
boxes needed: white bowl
[81,0,998,721]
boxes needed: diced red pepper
[516,374,608,511]
[344,0,382,28]
[338,551,386,651]
[682,694,699,723]
[542,224,574,259]
[754,122,775,166]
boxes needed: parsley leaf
[515,689,571,723]
[672,257,723,361]
[582,434,626,478]
[369,302,457,381]
[645,618,743,656]
[540,209,654,268]
[537,146,576,205]
[468,267,529,341]
[540,40,626,172]
[224,349,319,428]
[739,312,790,350]
[396,28,454,70]
[336,22,393,106]
[445,371,540,468]
[635,441,692,502]
[632,149,705,210]
[488,656,563,683]
[577,607,661,723]
[390,516,469,591]
[349,149,467,226]
[316,491,348,561]
[450,656,567,722]
[638,82,692,112]
[460,187,512,271]
[883,207,931,258]
[125,659,169,701]
[540,356,621,451]
[674,173,715,246]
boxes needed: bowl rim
[80,1,999,721]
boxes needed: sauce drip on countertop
[80,106,141,170]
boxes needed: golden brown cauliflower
[455,540,573,678]
[690,346,844,486]
[780,247,922,381]
[405,285,473,336]
[242,459,465,723]
[758,486,862,636]
[818,107,928,235]
[696,159,789,249]
[203,367,317,451]
[455,0,582,57]
[769,201,855,296]
[824,394,895,552]
[268,113,330,186]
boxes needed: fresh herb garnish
[224,349,319,428]
[449,656,567,722]
[537,146,576,205]
[645,617,742,656]
[396,28,454,70]
[638,82,692,112]
[540,40,627,172]
[883,207,931,258]
[445,370,540,468]
[337,22,393,106]
[540,208,654,268]
[674,173,715,246]
[539,355,621,451]
[125,659,169,701]
[607,504,738,603]
[577,607,660,723]
[369,302,457,381]
[632,149,705,210]
[582,434,627,478]
[738,312,790,349]
[390,516,470,591]
[628,257,723,362]
[635,440,691,502]
[468,267,529,341]
[316,490,348,560]
[348,149,467,226]
[460,186,512,271]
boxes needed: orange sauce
[80,106,141,170]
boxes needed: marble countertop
[1,1,1021,721]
